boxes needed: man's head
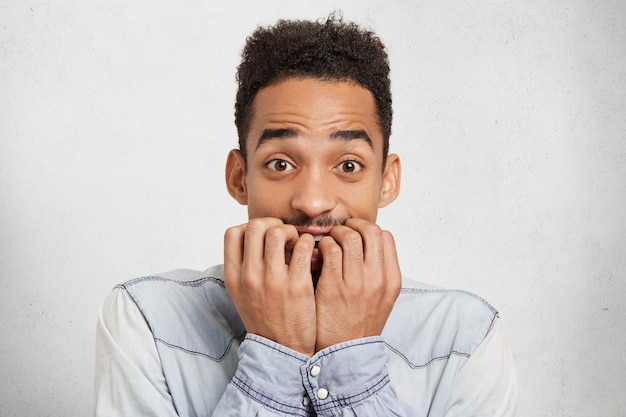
[226,16,401,273]
[234,15,393,165]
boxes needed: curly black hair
[235,15,392,164]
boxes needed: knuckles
[319,238,343,258]
[343,229,363,247]
[381,230,396,246]
[244,218,271,236]
[223,224,244,244]
[245,217,286,235]
[264,226,288,250]
[363,222,383,237]
[290,235,314,263]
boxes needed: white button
[302,395,310,406]
[310,365,321,377]
[317,388,329,400]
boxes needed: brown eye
[267,159,295,172]
[336,160,363,173]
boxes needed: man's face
[226,77,400,265]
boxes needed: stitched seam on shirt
[315,374,390,412]
[232,375,308,417]
[384,343,471,369]
[389,288,499,367]
[472,308,499,353]
[154,331,246,362]
[118,280,243,362]
[117,275,225,289]
[117,285,153,332]
[383,308,498,368]
[399,287,497,314]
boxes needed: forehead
[246,78,383,153]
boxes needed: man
[94,16,517,416]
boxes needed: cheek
[246,188,290,218]
[339,187,381,220]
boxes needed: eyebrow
[255,128,373,150]
[256,128,298,149]
[330,130,373,148]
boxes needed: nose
[290,171,337,219]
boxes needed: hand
[224,218,317,356]
[314,218,402,351]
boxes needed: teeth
[314,235,324,242]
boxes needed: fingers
[258,221,300,281]
[288,233,315,277]
[223,218,317,356]
[225,216,401,354]
[342,218,384,264]
[241,217,286,271]
[320,218,386,285]
[344,219,399,296]
[316,235,344,282]
[224,218,294,292]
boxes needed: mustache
[281,214,347,228]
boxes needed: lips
[296,227,332,239]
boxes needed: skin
[224,77,402,356]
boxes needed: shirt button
[317,388,329,400]
[302,395,310,406]
[310,365,321,377]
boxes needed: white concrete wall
[1,1,624,415]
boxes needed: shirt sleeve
[212,334,417,417]
[441,316,518,417]
[93,287,179,417]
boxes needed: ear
[225,149,248,205]
[378,153,401,208]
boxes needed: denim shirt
[94,265,517,416]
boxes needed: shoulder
[113,265,245,361]
[397,277,497,322]
[118,265,230,324]
[384,277,499,368]
[119,265,226,292]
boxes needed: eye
[266,159,295,172]
[336,159,363,173]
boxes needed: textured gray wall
[1,1,624,415]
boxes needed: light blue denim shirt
[94,265,517,416]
